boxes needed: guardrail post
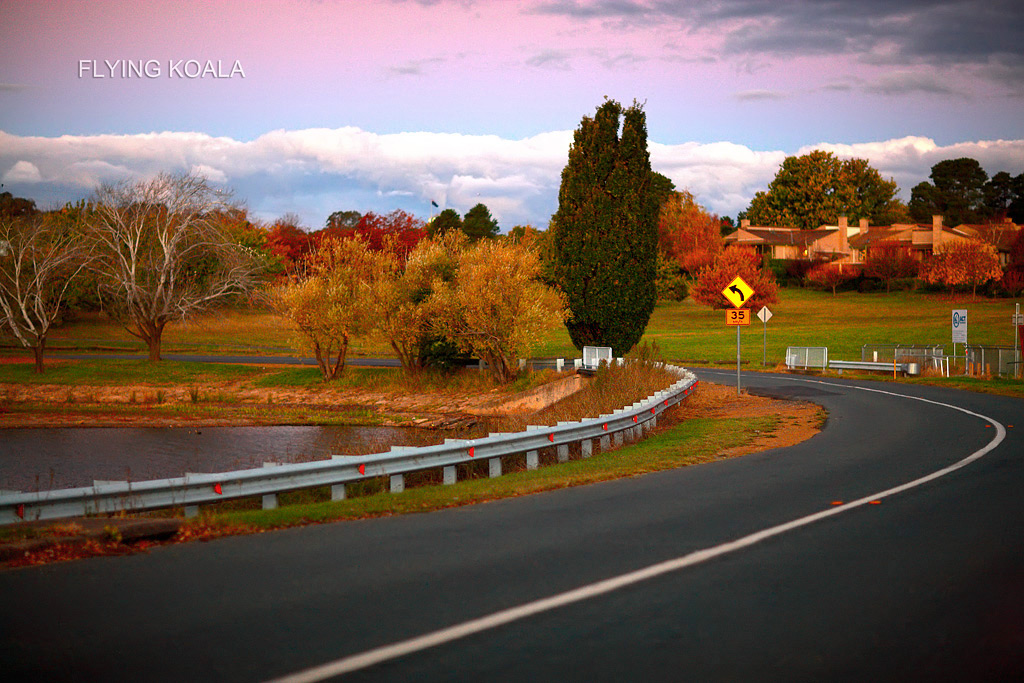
[185,505,199,518]
[557,444,569,462]
[613,431,623,448]
[581,439,592,458]
[390,474,405,494]
[489,457,501,478]
[600,435,610,452]
[262,493,278,510]
[444,465,457,485]
[331,484,346,501]
[526,450,539,471]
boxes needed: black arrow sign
[729,285,745,302]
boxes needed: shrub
[691,247,779,310]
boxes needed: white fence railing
[785,347,828,371]
[0,364,698,524]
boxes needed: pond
[0,425,453,492]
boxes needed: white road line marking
[265,377,1007,683]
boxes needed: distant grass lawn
[7,288,1023,375]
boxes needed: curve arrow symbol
[729,285,745,302]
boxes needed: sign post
[722,276,755,396]
[1014,303,1022,379]
[952,309,967,374]
[757,306,773,367]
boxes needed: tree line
[4,103,1023,378]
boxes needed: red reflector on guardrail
[548,434,554,442]
[469,447,475,458]
[651,408,656,414]
[358,464,365,475]
[214,483,222,495]
[16,504,24,519]
[632,416,637,423]
[602,424,608,431]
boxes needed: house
[723,216,865,261]
[725,215,1021,265]
[847,216,1020,264]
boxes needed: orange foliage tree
[806,262,856,296]
[657,190,722,274]
[921,239,1002,298]
[691,247,779,310]
[863,240,919,293]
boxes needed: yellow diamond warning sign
[721,276,754,308]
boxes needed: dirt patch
[676,382,825,457]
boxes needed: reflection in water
[0,425,448,492]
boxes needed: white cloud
[1,128,1022,227]
[2,160,42,183]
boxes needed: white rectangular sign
[952,309,968,344]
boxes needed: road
[1,370,1021,682]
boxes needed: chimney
[932,215,943,250]
[741,219,750,229]
[838,216,848,254]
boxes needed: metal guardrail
[0,364,698,524]
[829,360,917,375]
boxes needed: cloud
[733,89,787,101]
[2,160,43,183]
[527,0,1024,91]
[863,71,962,97]
[526,49,574,70]
[0,83,30,92]
[1,128,1022,227]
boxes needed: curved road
[1,370,1022,682]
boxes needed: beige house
[723,216,865,260]
[725,215,1021,265]
[847,216,1020,264]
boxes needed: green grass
[206,413,777,529]
[638,288,1023,367]
[0,359,268,386]
[6,288,1021,392]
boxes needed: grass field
[32,286,1024,366]
[24,288,1022,370]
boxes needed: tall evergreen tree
[462,203,499,241]
[427,208,463,238]
[550,99,658,355]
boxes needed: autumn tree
[657,189,722,274]
[370,230,467,375]
[806,261,856,296]
[462,203,499,241]
[278,236,394,380]
[265,215,314,276]
[86,172,263,361]
[430,238,564,383]
[999,228,1024,295]
[0,191,39,220]
[347,210,426,260]
[550,99,659,355]
[691,247,779,310]
[863,240,919,292]
[920,239,1002,298]
[427,208,463,238]
[744,151,901,229]
[0,215,89,372]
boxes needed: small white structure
[582,346,613,372]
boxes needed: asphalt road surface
[2,370,1021,682]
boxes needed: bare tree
[87,172,261,361]
[0,215,89,372]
